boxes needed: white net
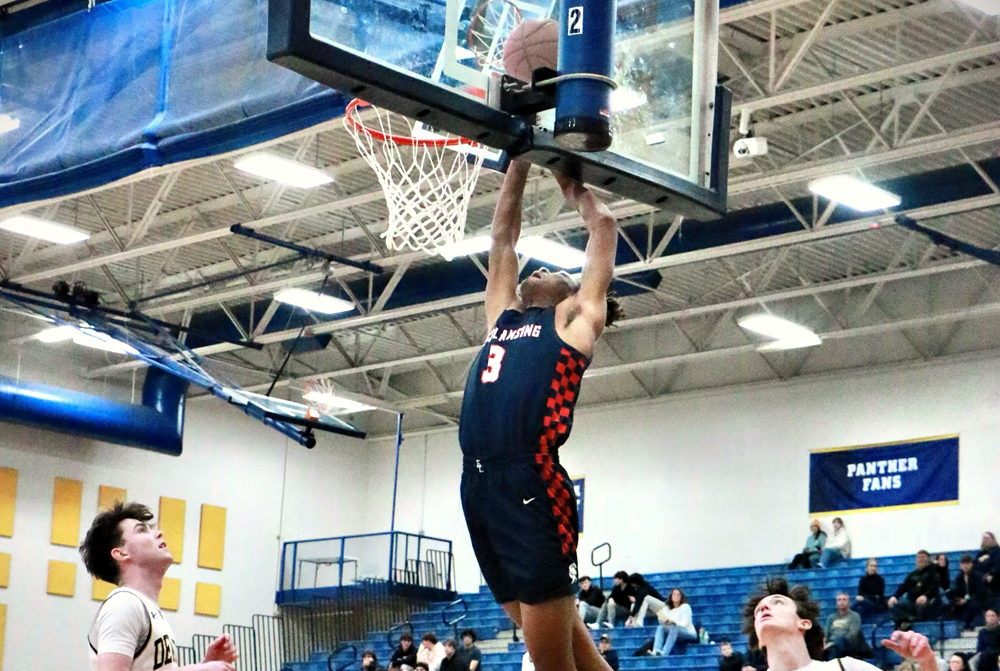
[345,102,487,254]
[467,0,523,71]
[303,377,371,418]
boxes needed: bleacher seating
[288,550,974,671]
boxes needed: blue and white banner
[573,477,585,534]
[809,435,959,514]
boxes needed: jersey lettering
[481,345,505,383]
[153,635,176,670]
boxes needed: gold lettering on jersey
[485,324,542,343]
[153,634,176,670]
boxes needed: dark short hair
[460,629,476,642]
[79,501,154,585]
[742,577,823,661]
[628,573,645,585]
[364,650,378,663]
[400,633,414,643]
[415,664,429,671]
[917,549,930,557]
[579,575,591,583]
[960,554,974,564]
[614,570,629,581]
[422,633,438,644]
[605,291,624,327]
[599,634,611,643]
[832,517,844,526]
[444,639,457,649]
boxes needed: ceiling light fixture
[0,115,19,134]
[0,215,90,245]
[438,236,492,261]
[738,314,822,351]
[72,329,139,355]
[808,175,901,212]
[35,325,78,343]
[274,288,354,314]
[516,236,586,269]
[234,153,333,188]
[957,0,998,14]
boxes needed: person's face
[753,594,811,647]
[671,590,683,607]
[599,640,610,653]
[984,533,997,548]
[462,635,473,649]
[949,656,964,671]
[936,554,947,567]
[422,641,434,651]
[961,560,973,574]
[916,552,930,569]
[401,639,412,651]
[444,645,455,659]
[613,577,623,587]
[985,610,999,628]
[833,519,842,531]
[837,594,849,611]
[517,268,577,308]
[364,655,375,667]
[866,559,879,575]
[720,644,733,658]
[810,523,819,534]
[580,578,591,591]
[112,517,172,572]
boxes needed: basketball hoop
[344,99,487,254]
[467,0,523,71]
[303,377,375,418]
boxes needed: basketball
[502,18,559,84]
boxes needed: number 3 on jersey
[481,345,505,383]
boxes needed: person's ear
[798,618,812,633]
[111,546,128,562]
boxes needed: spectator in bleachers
[949,653,972,671]
[853,558,887,621]
[626,573,666,627]
[977,651,999,671]
[440,639,468,671]
[364,650,383,671]
[577,576,606,624]
[651,588,698,656]
[935,554,951,592]
[599,634,620,671]
[949,555,988,631]
[976,533,1000,602]
[978,609,1000,660]
[417,633,446,671]
[719,639,749,671]
[416,663,430,671]
[390,633,418,671]
[888,550,942,628]
[823,593,866,659]
[742,577,939,671]
[819,518,852,569]
[789,520,827,570]
[457,630,481,671]
[591,571,634,629]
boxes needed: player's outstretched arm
[485,159,531,329]
[555,173,617,353]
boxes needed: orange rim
[345,99,471,147]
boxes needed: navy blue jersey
[459,307,590,461]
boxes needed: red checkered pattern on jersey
[535,347,588,555]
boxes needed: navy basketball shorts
[461,456,579,605]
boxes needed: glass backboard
[270,0,728,218]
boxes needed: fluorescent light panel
[303,391,374,414]
[958,0,998,14]
[0,115,19,134]
[274,288,354,314]
[738,315,821,351]
[234,153,333,188]
[73,330,139,355]
[0,215,90,244]
[808,175,901,212]
[438,236,585,269]
[35,326,77,343]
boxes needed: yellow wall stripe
[159,577,181,612]
[158,497,186,564]
[46,560,76,597]
[197,505,226,570]
[810,433,960,454]
[194,582,221,617]
[0,469,16,538]
[0,602,7,671]
[97,486,127,512]
[0,554,9,589]
[51,478,83,547]
[92,579,116,601]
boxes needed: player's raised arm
[556,174,618,351]
[485,160,530,330]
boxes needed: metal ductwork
[0,367,188,455]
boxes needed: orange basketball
[502,18,559,84]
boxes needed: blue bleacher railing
[442,598,469,640]
[387,621,414,649]
[592,542,612,593]
[328,643,358,671]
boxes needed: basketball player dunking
[80,501,238,671]
[459,160,621,671]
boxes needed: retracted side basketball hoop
[344,99,487,254]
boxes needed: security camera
[734,137,768,158]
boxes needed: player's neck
[120,567,165,602]
[764,637,813,671]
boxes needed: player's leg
[570,612,613,671]
[519,596,576,671]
